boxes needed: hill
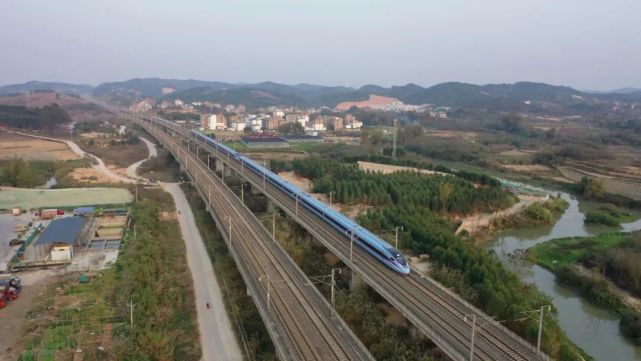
[0,81,92,95]
[0,103,72,131]
[0,91,90,108]
[92,78,238,98]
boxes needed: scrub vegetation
[492,197,569,229]
[0,157,84,188]
[18,188,201,361]
[584,205,637,226]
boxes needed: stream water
[487,193,641,361]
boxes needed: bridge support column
[349,270,365,291]
[266,198,277,214]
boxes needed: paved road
[161,183,243,361]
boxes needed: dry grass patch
[0,133,79,161]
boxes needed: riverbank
[488,192,641,361]
[528,231,641,345]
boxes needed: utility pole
[394,226,404,249]
[129,298,135,327]
[262,159,267,189]
[331,268,341,309]
[537,305,551,356]
[392,119,398,160]
[329,191,335,206]
[272,212,278,241]
[227,216,232,247]
[259,275,273,320]
[349,229,354,262]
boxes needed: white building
[207,114,226,130]
[174,99,185,108]
[230,120,246,131]
[285,113,309,127]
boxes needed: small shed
[73,206,95,216]
[35,217,87,261]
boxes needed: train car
[191,130,410,274]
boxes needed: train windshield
[389,247,407,266]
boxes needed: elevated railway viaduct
[118,107,550,361]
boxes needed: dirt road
[455,194,548,235]
[161,183,243,361]
[126,137,157,180]
[5,130,136,184]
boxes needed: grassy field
[0,187,132,209]
[527,232,630,272]
[584,205,639,226]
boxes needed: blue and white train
[193,131,410,275]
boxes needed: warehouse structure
[34,217,87,261]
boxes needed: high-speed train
[193,130,410,275]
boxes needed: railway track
[118,108,550,361]
[178,129,550,361]
[142,122,374,361]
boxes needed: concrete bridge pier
[350,270,365,291]
[266,198,278,214]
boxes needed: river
[487,193,641,361]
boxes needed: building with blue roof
[35,216,87,261]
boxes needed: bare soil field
[558,166,641,201]
[455,194,549,237]
[0,133,79,161]
[78,131,112,139]
[0,269,61,358]
[357,161,449,176]
[246,151,307,163]
[279,171,312,192]
[79,138,148,168]
[278,171,371,218]
[69,167,124,184]
[426,130,478,140]
[501,164,554,173]
[498,148,535,157]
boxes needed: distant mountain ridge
[0,81,92,95]
[3,78,640,110]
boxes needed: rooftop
[35,217,86,246]
[241,136,287,143]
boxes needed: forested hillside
[0,104,72,130]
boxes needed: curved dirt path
[4,130,136,184]
[126,137,157,180]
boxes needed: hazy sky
[1,0,640,90]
